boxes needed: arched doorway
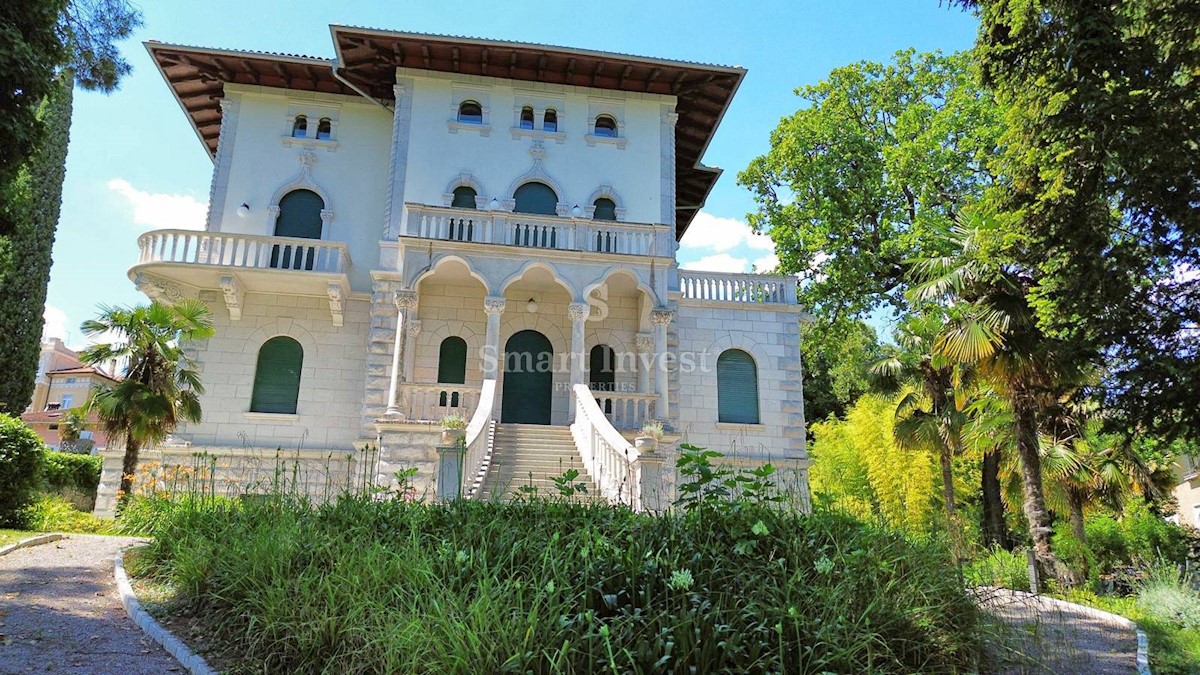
[501,330,553,424]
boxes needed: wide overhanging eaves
[146,29,745,239]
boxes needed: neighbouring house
[22,338,118,451]
[95,27,808,516]
[1172,455,1200,528]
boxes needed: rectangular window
[60,394,73,409]
[64,377,77,384]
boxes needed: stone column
[403,319,422,385]
[385,289,419,417]
[382,82,413,240]
[650,308,675,422]
[482,296,506,380]
[568,302,590,421]
[635,332,653,395]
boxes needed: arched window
[717,349,759,424]
[291,115,307,138]
[594,115,617,138]
[451,186,478,209]
[519,106,535,130]
[513,182,558,216]
[272,189,324,269]
[316,118,332,140]
[250,337,303,414]
[543,109,558,132]
[589,345,616,392]
[438,336,468,408]
[593,198,617,221]
[458,100,483,124]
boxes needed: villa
[94,26,808,515]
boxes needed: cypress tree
[0,75,73,413]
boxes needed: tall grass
[124,492,980,674]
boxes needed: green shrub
[130,495,980,673]
[1085,514,1129,575]
[1137,565,1200,631]
[0,414,46,527]
[1123,500,1196,566]
[1052,521,1099,588]
[42,451,102,493]
[964,547,1031,592]
[21,495,113,534]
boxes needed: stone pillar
[382,82,413,240]
[205,97,241,232]
[436,443,466,501]
[650,308,675,422]
[482,296,506,380]
[385,290,418,417]
[635,451,669,513]
[635,332,653,395]
[568,302,590,421]
[403,319,422,385]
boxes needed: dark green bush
[42,451,101,493]
[1083,501,1198,578]
[1086,514,1130,575]
[0,414,46,527]
[129,494,980,673]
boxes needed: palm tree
[869,311,969,525]
[963,388,1015,550]
[58,406,90,453]
[78,300,214,502]
[909,212,1089,586]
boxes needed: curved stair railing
[570,383,640,508]
[461,379,497,499]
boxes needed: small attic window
[316,118,332,140]
[458,100,483,124]
[543,109,558,132]
[594,115,617,138]
[291,115,307,138]
[519,106,535,130]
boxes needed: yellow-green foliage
[810,394,937,533]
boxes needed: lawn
[0,529,36,547]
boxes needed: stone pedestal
[436,444,466,501]
[375,420,442,500]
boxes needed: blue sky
[43,0,978,346]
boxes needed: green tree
[0,0,142,413]
[910,213,1088,586]
[739,49,1003,322]
[955,0,1200,439]
[801,318,881,424]
[79,301,213,502]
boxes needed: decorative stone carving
[408,319,423,336]
[567,302,590,322]
[483,296,507,315]
[327,282,344,327]
[635,332,654,352]
[393,289,419,311]
[218,275,243,321]
[506,139,567,203]
[650,308,676,326]
[133,272,186,303]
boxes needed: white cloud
[107,178,206,231]
[679,211,774,252]
[752,253,780,272]
[42,305,70,342]
[681,254,752,274]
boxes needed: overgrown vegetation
[0,413,46,527]
[41,450,101,494]
[122,463,979,674]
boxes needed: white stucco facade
[98,29,809,515]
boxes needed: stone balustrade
[137,229,351,274]
[678,270,797,305]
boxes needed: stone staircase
[476,424,601,502]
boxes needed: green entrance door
[501,330,553,424]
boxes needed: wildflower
[669,568,694,591]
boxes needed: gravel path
[0,535,181,675]
[978,587,1139,674]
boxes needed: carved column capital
[635,332,654,352]
[649,308,676,326]
[567,302,590,322]
[393,289,418,310]
[483,296,507,315]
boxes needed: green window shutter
[717,349,759,424]
[275,190,324,239]
[593,198,617,221]
[589,344,615,392]
[437,337,468,384]
[513,182,558,216]
[451,187,477,209]
[250,337,303,414]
